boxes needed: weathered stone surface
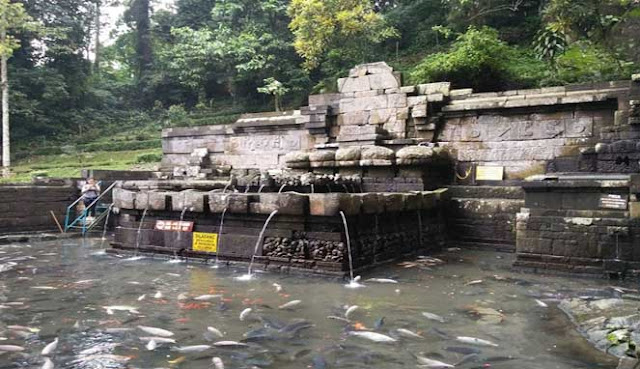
[369,108,395,124]
[397,146,434,162]
[383,193,405,212]
[309,193,361,216]
[336,147,362,161]
[113,188,136,210]
[338,77,371,93]
[309,151,336,162]
[135,191,149,210]
[337,112,370,126]
[357,193,384,214]
[368,73,400,90]
[284,151,309,163]
[365,61,394,75]
[171,190,206,212]
[360,159,394,166]
[417,82,451,96]
[387,93,407,108]
[339,96,388,113]
[411,104,428,118]
[258,193,308,215]
[403,193,421,210]
[361,146,395,160]
[148,191,170,211]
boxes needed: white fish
[70,354,130,364]
[273,283,282,292]
[177,293,188,300]
[212,357,224,369]
[327,315,351,323]
[278,300,302,309]
[535,299,548,308]
[154,291,163,299]
[104,328,133,334]
[207,326,224,338]
[78,343,121,356]
[41,358,54,369]
[167,273,181,277]
[465,280,484,286]
[213,341,249,347]
[416,353,454,368]
[8,325,39,333]
[193,294,222,301]
[146,340,157,351]
[348,331,397,343]
[137,294,146,301]
[41,337,59,355]
[137,325,174,337]
[456,336,499,347]
[0,345,26,352]
[30,286,57,290]
[73,279,96,284]
[102,305,139,315]
[396,328,423,339]
[353,276,361,282]
[345,305,359,319]
[139,336,176,344]
[366,278,398,284]
[239,308,252,321]
[175,345,211,353]
[421,312,445,323]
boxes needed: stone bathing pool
[0,238,624,369]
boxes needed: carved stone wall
[438,83,629,179]
[160,63,634,179]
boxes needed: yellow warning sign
[192,232,218,253]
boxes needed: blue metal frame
[64,181,118,235]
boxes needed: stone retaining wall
[513,178,640,276]
[446,186,524,251]
[0,185,78,234]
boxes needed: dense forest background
[4,0,640,158]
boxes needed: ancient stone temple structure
[112,62,640,277]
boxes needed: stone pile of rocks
[299,62,451,144]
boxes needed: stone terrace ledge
[443,81,631,112]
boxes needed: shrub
[135,152,163,164]
[409,26,546,91]
[553,42,634,84]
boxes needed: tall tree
[128,0,153,102]
[94,0,101,74]
[288,0,398,73]
[0,0,35,176]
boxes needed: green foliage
[409,27,545,91]
[553,42,634,84]
[257,78,289,111]
[3,0,640,161]
[0,0,36,58]
[136,152,163,164]
[288,0,398,72]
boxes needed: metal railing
[64,181,119,235]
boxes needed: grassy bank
[1,148,162,184]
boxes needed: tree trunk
[1,20,9,176]
[136,0,152,102]
[94,0,101,74]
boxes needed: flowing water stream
[0,239,622,369]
